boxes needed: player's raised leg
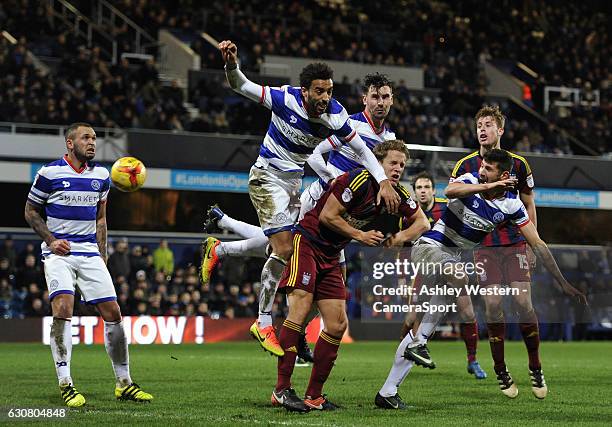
[457,294,487,379]
[247,165,302,356]
[200,205,269,285]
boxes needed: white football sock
[217,236,268,259]
[414,293,452,343]
[104,320,132,387]
[218,215,265,239]
[50,317,73,386]
[379,331,415,397]
[257,254,287,328]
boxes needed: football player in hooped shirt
[24,123,152,407]
[272,140,429,412]
[375,149,585,410]
[399,171,487,380]
[451,105,546,398]
[210,40,400,358]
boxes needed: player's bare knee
[51,295,73,319]
[98,301,122,323]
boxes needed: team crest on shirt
[493,212,505,223]
[342,188,353,203]
[290,115,298,124]
[274,213,288,224]
[408,199,416,209]
[472,200,479,209]
[302,272,311,286]
[91,179,101,190]
[50,279,59,291]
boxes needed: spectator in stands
[153,239,174,275]
[108,237,131,280]
[0,236,17,269]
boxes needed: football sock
[487,316,507,373]
[104,320,132,387]
[415,294,451,342]
[217,236,268,259]
[276,319,302,392]
[218,215,264,239]
[379,330,415,397]
[519,309,541,370]
[460,320,479,363]
[257,254,286,328]
[50,317,73,386]
[305,331,341,398]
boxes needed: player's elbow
[444,185,459,198]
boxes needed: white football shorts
[44,254,117,304]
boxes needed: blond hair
[373,139,410,161]
[475,105,505,129]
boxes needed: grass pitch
[1,341,611,426]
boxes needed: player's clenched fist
[50,239,71,256]
[218,40,238,69]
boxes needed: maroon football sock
[460,320,479,363]
[519,309,541,370]
[275,319,302,392]
[487,322,506,373]
[305,331,341,398]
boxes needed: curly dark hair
[362,72,393,94]
[299,63,334,89]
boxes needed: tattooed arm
[24,201,70,255]
[96,201,108,263]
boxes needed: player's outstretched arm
[385,208,430,247]
[218,40,270,107]
[319,194,384,246]
[24,201,70,255]
[520,222,587,304]
[444,177,517,198]
[307,140,337,184]
[346,134,399,213]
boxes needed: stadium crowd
[0,236,264,321]
[0,0,608,154]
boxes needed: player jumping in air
[399,171,487,380]
[203,41,400,357]
[273,140,429,412]
[201,73,397,357]
[24,123,153,407]
[451,105,545,397]
[375,149,585,409]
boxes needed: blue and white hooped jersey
[327,111,396,177]
[27,156,110,257]
[256,85,356,172]
[420,172,530,249]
